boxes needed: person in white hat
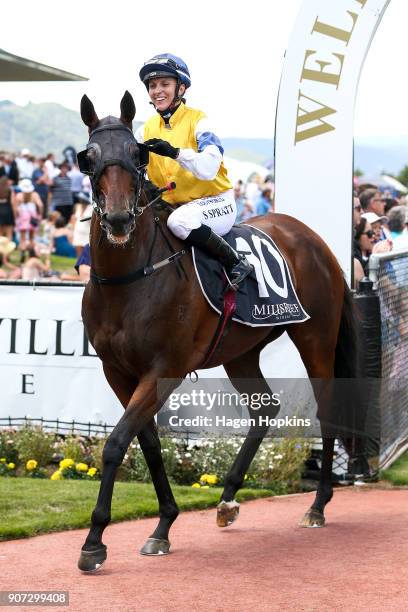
[0,235,16,256]
[361,211,388,243]
[16,149,34,180]
[13,179,43,256]
[0,236,18,279]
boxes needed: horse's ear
[80,95,99,129]
[120,90,136,125]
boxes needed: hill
[0,100,88,156]
[353,142,408,176]
[0,100,142,158]
[222,137,274,166]
[221,136,408,176]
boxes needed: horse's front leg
[78,375,164,572]
[138,420,179,556]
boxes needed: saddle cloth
[192,224,310,327]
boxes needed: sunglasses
[354,204,361,211]
[362,230,375,238]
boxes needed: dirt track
[1,487,408,611]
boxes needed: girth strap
[200,288,237,368]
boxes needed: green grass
[381,451,408,486]
[50,254,77,273]
[0,479,272,541]
[2,252,77,275]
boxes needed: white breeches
[167,190,237,240]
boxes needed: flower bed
[0,426,310,493]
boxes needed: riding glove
[144,138,180,159]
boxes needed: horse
[77,91,358,572]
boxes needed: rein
[90,202,189,286]
[90,248,188,285]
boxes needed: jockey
[137,53,253,289]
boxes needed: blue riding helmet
[139,53,191,88]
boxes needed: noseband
[77,122,149,218]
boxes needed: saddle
[192,224,309,327]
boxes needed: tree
[397,165,408,188]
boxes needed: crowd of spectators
[353,185,408,287]
[233,174,275,221]
[234,174,408,289]
[0,148,91,280]
[0,150,275,281]
[2,147,408,287]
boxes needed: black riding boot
[186,225,253,290]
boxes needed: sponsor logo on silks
[198,196,224,206]
[252,303,301,320]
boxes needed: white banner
[274,0,391,283]
[0,286,309,427]
[0,285,122,426]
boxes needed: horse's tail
[334,281,370,471]
[334,279,360,378]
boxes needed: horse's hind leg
[219,346,279,527]
[300,435,334,527]
[288,325,337,528]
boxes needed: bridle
[77,122,149,219]
[77,120,187,286]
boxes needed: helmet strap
[171,80,186,106]
[149,78,186,125]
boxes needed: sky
[0,0,406,140]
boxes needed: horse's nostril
[104,211,133,232]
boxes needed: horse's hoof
[299,509,325,528]
[216,500,240,527]
[78,544,107,572]
[140,538,170,556]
